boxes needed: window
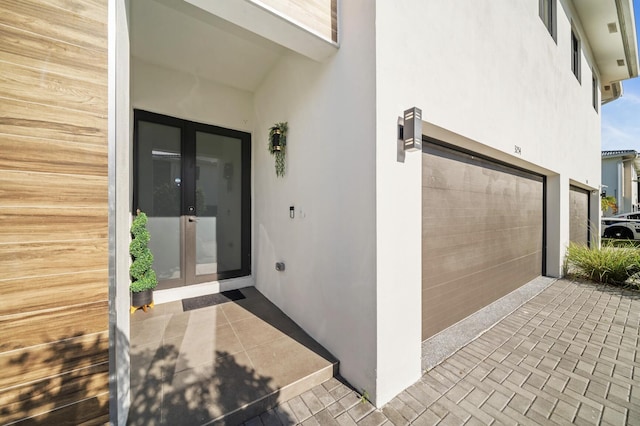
[539,0,556,41]
[592,71,599,112]
[571,29,581,82]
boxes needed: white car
[601,212,640,240]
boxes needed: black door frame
[133,109,251,286]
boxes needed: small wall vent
[607,22,618,33]
[617,59,625,66]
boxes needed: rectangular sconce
[403,107,422,151]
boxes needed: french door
[133,110,250,290]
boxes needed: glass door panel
[194,132,243,279]
[135,120,183,289]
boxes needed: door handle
[188,216,198,222]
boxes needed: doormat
[182,290,246,312]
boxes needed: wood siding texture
[0,0,109,424]
[569,186,590,246]
[257,0,337,42]
[422,143,544,340]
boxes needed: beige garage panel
[569,186,590,246]
[422,142,544,340]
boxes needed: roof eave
[574,0,639,105]
[615,0,639,79]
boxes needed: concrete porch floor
[127,286,338,425]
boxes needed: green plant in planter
[268,122,288,177]
[129,210,158,293]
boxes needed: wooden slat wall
[0,0,109,424]
[569,186,590,246]
[422,144,544,340]
[257,0,338,42]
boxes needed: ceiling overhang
[183,0,339,62]
[131,0,338,92]
[573,0,639,103]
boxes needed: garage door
[422,142,545,340]
[569,186,590,246]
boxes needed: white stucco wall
[252,0,379,403]
[131,58,254,133]
[372,1,424,407]
[375,0,602,282]
[111,0,131,424]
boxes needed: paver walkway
[244,279,640,425]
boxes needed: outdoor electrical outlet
[275,262,285,271]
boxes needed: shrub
[130,211,158,293]
[565,242,640,288]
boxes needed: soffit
[130,0,285,92]
[573,0,639,85]
[184,0,339,61]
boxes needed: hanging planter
[268,122,288,177]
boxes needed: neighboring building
[1,0,638,423]
[601,150,640,215]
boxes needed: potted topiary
[130,209,158,313]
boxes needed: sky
[601,0,640,151]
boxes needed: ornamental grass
[565,241,640,289]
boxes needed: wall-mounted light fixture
[271,128,282,151]
[268,122,288,177]
[403,107,422,152]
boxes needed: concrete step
[129,286,339,425]
[215,361,339,425]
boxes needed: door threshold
[153,275,255,305]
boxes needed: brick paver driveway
[245,279,640,425]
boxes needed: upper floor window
[539,0,556,41]
[571,29,581,82]
[592,71,599,112]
